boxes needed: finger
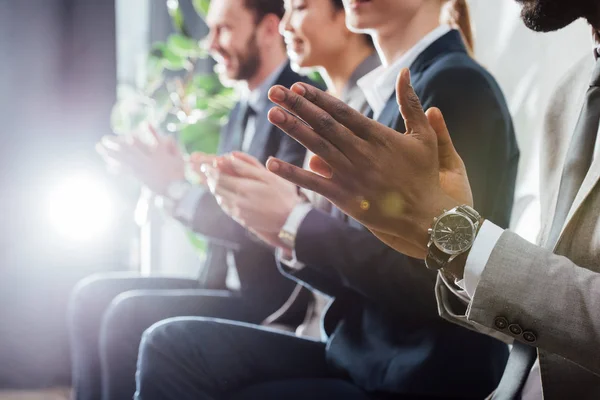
[268,85,361,150]
[268,106,348,167]
[396,68,431,139]
[164,135,181,156]
[287,83,378,141]
[147,124,162,145]
[425,107,459,168]
[100,135,125,150]
[215,156,265,181]
[211,173,251,197]
[266,157,339,201]
[190,152,216,164]
[97,143,131,164]
[129,135,152,154]
[308,155,333,179]
[230,151,263,167]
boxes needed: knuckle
[289,93,303,113]
[407,91,423,111]
[316,113,335,132]
[286,117,302,137]
[315,138,331,157]
[331,101,350,121]
[303,85,317,102]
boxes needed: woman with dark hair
[262,0,380,338]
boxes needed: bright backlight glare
[46,173,115,242]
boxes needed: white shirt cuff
[456,220,504,298]
[276,246,305,270]
[282,202,314,246]
[276,202,314,270]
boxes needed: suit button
[509,324,523,335]
[494,317,509,330]
[523,331,537,343]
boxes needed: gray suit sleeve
[438,230,600,377]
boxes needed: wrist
[277,200,312,250]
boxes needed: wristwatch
[425,205,482,270]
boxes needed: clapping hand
[97,126,186,195]
[201,152,302,249]
[264,68,472,259]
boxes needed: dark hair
[331,0,344,9]
[244,0,285,22]
[442,0,474,55]
[330,0,374,48]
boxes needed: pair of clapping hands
[209,68,473,270]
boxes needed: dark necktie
[493,59,600,400]
[233,101,255,151]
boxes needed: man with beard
[258,0,600,399]
[68,1,315,400]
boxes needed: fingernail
[267,158,279,172]
[291,83,306,96]
[269,108,286,124]
[269,87,285,102]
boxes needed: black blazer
[184,62,315,321]
[280,30,519,397]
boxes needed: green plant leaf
[161,47,190,71]
[192,74,220,93]
[167,34,206,58]
[192,0,211,17]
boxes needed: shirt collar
[358,25,452,119]
[242,61,287,112]
[341,52,381,103]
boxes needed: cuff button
[523,331,537,343]
[509,324,523,335]
[494,317,509,330]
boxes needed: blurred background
[0,0,592,397]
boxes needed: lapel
[245,62,298,161]
[554,156,600,250]
[376,30,468,131]
[376,95,400,127]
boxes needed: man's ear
[259,14,284,46]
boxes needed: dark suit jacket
[184,62,315,321]
[280,30,519,397]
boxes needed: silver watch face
[432,213,476,255]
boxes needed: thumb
[425,107,462,170]
[395,68,432,140]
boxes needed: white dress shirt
[357,25,452,120]
[278,26,454,269]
